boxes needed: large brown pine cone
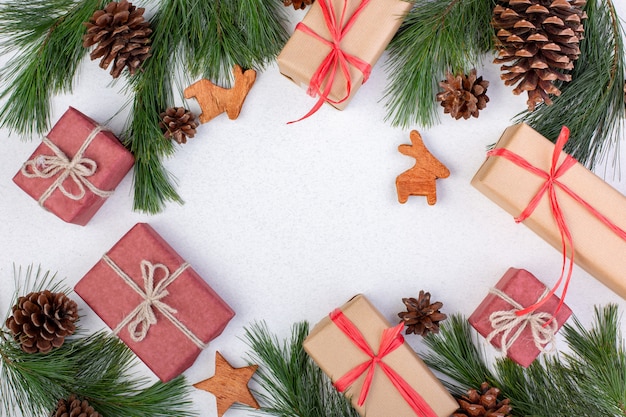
[436,69,490,120]
[453,382,512,417]
[398,290,447,336]
[492,0,587,111]
[283,0,315,10]
[83,0,152,78]
[52,395,102,417]
[5,290,78,353]
[159,107,198,144]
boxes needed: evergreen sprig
[516,0,626,170]
[243,321,359,417]
[384,0,496,128]
[422,308,626,416]
[0,265,196,417]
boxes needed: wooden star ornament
[193,351,260,417]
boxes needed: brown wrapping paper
[303,295,458,417]
[277,0,412,110]
[471,123,626,299]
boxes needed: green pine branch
[516,0,626,170]
[0,0,105,137]
[383,0,496,128]
[243,321,359,417]
[423,307,626,417]
[0,265,197,417]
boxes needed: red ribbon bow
[330,309,438,417]
[487,126,626,317]
[289,0,372,123]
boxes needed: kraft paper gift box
[75,223,235,382]
[471,123,626,300]
[468,268,572,367]
[13,107,134,226]
[303,294,458,417]
[277,0,412,112]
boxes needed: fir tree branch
[383,0,495,128]
[243,321,359,417]
[0,0,104,136]
[516,0,626,170]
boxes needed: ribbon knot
[330,309,437,417]
[21,126,114,206]
[487,288,557,357]
[289,0,372,123]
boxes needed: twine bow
[102,255,207,348]
[487,126,626,317]
[20,126,113,206]
[330,309,438,417]
[486,288,557,357]
[289,0,372,123]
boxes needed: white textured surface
[1,4,625,416]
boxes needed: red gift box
[13,107,134,226]
[468,268,572,367]
[74,223,235,382]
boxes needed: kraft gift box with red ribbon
[74,223,235,382]
[468,268,572,367]
[303,294,457,417]
[277,0,412,121]
[471,123,626,301]
[13,107,134,226]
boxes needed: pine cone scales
[436,69,490,119]
[492,0,587,111]
[453,383,512,417]
[398,291,447,336]
[52,395,102,417]
[283,0,315,10]
[159,107,198,144]
[5,290,78,353]
[83,0,152,78]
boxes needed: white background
[1,3,625,416]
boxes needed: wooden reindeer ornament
[396,130,450,205]
[184,65,257,124]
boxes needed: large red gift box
[13,107,134,226]
[75,223,235,382]
[468,268,572,367]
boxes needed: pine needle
[384,0,495,128]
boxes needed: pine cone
[5,290,78,353]
[492,0,587,111]
[159,107,198,144]
[453,382,512,417]
[283,0,315,10]
[83,0,152,78]
[398,290,447,336]
[436,69,489,120]
[52,395,102,417]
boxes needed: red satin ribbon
[487,126,626,317]
[330,309,438,417]
[289,0,372,123]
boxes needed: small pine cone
[5,290,78,354]
[398,290,447,337]
[283,0,315,10]
[52,395,102,417]
[436,69,489,120]
[492,0,587,111]
[159,107,198,144]
[453,382,512,417]
[83,0,152,78]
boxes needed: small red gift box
[468,268,572,367]
[74,223,235,382]
[13,107,134,226]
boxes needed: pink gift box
[13,107,134,226]
[469,268,572,367]
[75,223,235,381]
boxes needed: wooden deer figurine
[184,65,257,124]
[396,130,450,205]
